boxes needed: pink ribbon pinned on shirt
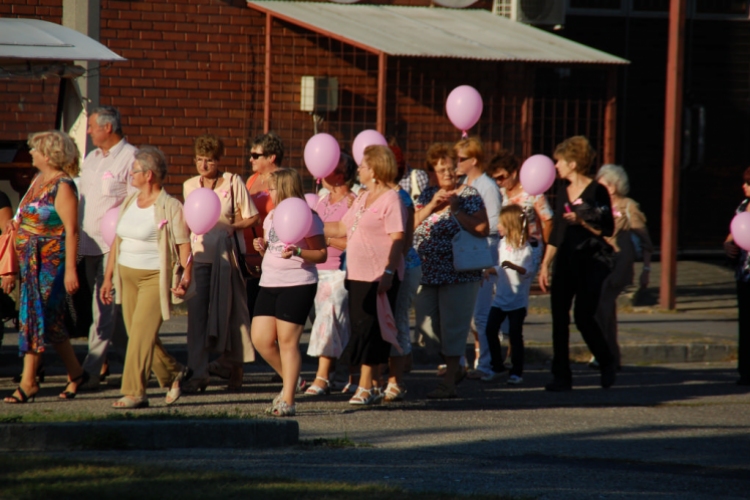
[102,171,114,179]
[376,293,402,354]
[158,219,168,229]
[613,209,622,218]
[572,198,583,205]
[220,190,229,198]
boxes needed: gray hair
[135,146,168,183]
[91,106,123,135]
[596,163,630,197]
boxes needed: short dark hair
[251,132,285,166]
[425,143,455,172]
[487,149,521,176]
[744,166,750,184]
[194,134,224,160]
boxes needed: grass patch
[0,455,523,500]
[0,408,258,424]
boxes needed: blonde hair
[28,130,80,177]
[553,136,596,175]
[500,204,529,250]
[363,145,397,184]
[270,168,305,205]
[454,137,485,171]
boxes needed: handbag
[451,213,493,272]
[0,229,18,276]
[229,175,254,280]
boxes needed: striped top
[78,139,138,256]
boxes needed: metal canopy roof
[246,1,628,65]
[0,18,125,62]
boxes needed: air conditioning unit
[493,0,565,25]
[300,76,338,113]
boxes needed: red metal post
[659,0,687,310]
[264,13,272,134]
[377,52,387,134]
[603,67,618,164]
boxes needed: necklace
[31,172,63,199]
[200,173,222,190]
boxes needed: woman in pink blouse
[305,153,357,396]
[324,145,406,405]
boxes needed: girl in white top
[481,205,540,384]
[252,168,327,417]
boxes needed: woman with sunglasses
[454,138,502,381]
[723,167,750,387]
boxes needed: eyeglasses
[457,157,470,163]
[492,174,508,183]
[249,152,266,160]
[435,168,456,176]
[131,169,144,175]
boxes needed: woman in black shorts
[251,168,327,416]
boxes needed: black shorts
[253,283,318,325]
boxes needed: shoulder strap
[229,174,236,224]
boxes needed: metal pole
[659,0,687,310]
[263,13,272,134]
[377,53,387,134]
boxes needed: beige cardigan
[112,189,191,320]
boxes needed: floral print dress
[413,185,485,286]
[15,176,76,354]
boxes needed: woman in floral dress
[3,130,85,403]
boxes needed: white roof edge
[0,18,126,62]
[246,1,629,65]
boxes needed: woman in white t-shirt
[252,168,327,417]
[100,147,193,409]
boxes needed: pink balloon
[274,197,313,245]
[184,188,221,235]
[100,206,120,247]
[731,212,750,251]
[352,129,387,166]
[519,155,556,196]
[304,193,320,210]
[304,133,340,179]
[446,85,483,132]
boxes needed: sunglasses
[249,152,266,160]
[457,157,470,163]
[492,174,508,183]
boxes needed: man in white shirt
[76,106,137,389]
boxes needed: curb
[0,419,298,451]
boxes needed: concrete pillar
[62,0,100,156]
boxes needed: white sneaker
[507,375,523,385]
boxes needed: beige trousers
[119,265,181,398]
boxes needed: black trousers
[737,280,750,380]
[346,277,400,367]
[486,306,526,377]
[550,258,614,381]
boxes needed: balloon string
[461,130,468,139]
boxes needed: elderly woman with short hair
[414,143,489,398]
[183,134,259,393]
[593,164,654,369]
[3,130,83,403]
[325,145,406,405]
[100,146,193,408]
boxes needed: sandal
[383,383,406,402]
[208,359,232,380]
[341,382,358,394]
[295,376,307,393]
[60,371,90,400]
[266,391,284,414]
[436,364,447,377]
[112,395,149,409]
[271,400,296,417]
[304,377,330,396]
[348,387,379,406]
[165,367,193,405]
[426,381,457,399]
[4,385,38,404]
